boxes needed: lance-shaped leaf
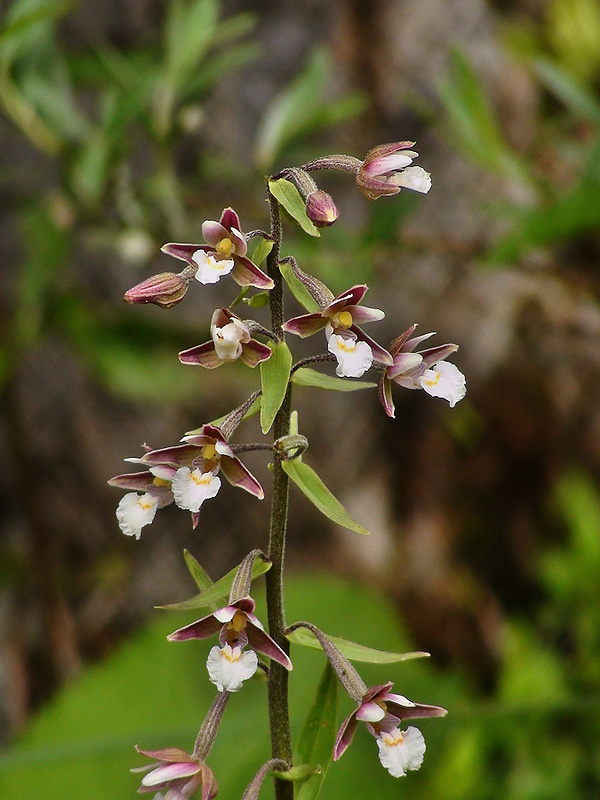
[260,341,292,434]
[279,260,322,313]
[282,460,369,535]
[294,661,338,800]
[268,178,320,238]
[292,367,376,392]
[286,627,430,664]
[158,556,271,611]
[251,238,274,267]
[184,550,213,591]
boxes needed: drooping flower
[109,425,263,532]
[109,469,175,539]
[133,745,217,800]
[356,142,432,200]
[283,284,392,378]
[178,308,272,369]
[162,208,274,290]
[168,596,292,692]
[379,324,466,417]
[334,681,446,778]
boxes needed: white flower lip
[377,726,426,778]
[328,334,373,378]
[192,250,235,284]
[206,644,259,692]
[116,492,158,539]
[418,361,466,407]
[171,467,221,512]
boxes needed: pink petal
[161,243,210,264]
[108,471,155,490]
[229,226,247,256]
[388,324,418,356]
[282,313,327,338]
[387,352,423,380]
[231,256,274,289]
[138,444,202,468]
[379,375,395,418]
[201,220,229,246]
[325,285,369,314]
[385,699,448,721]
[348,305,385,324]
[356,172,400,199]
[220,455,264,499]
[419,343,459,367]
[179,342,223,369]
[142,762,200,787]
[240,340,272,367]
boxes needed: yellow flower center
[192,471,213,486]
[333,310,353,329]
[228,610,247,634]
[422,371,440,388]
[223,647,240,663]
[336,339,356,353]
[153,477,171,488]
[139,498,154,510]
[203,444,217,460]
[215,237,234,257]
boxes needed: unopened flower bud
[306,190,339,227]
[123,271,188,308]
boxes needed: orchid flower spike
[379,324,466,417]
[168,596,292,692]
[162,208,274,289]
[283,284,392,378]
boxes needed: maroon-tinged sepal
[306,189,339,227]
[124,271,189,308]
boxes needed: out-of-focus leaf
[282,460,369,535]
[164,0,218,86]
[268,178,320,237]
[294,661,338,800]
[279,260,321,313]
[158,557,271,611]
[255,48,365,169]
[286,627,429,664]
[292,367,376,392]
[532,57,600,124]
[260,341,292,434]
[251,238,274,267]
[546,0,600,85]
[183,549,213,592]
[0,0,73,64]
[21,71,92,141]
[437,49,531,187]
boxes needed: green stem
[265,188,294,800]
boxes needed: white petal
[418,361,466,407]
[371,151,417,173]
[206,644,258,692]
[328,334,373,378]
[377,726,425,778]
[116,492,158,539]
[212,320,247,361]
[389,166,431,194]
[192,250,234,284]
[171,467,221,512]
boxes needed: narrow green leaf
[251,238,274,266]
[260,341,293,434]
[286,627,430,664]
[282,460,369,535]
[294,662,338,800]
[268,178,320,238]
[243,291,270,308]
[292,367,376,392]
[532,57,600,124]
[158,557,271,611]
[183,550,213,591]
[279,260,321,313]
[273,765,317,782]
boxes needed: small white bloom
[418,361,466,407]
[192,250,235,284]
[389,166,432,194]
[212,319,247,361]
[328,334,373,378]
[116,491,159,539]
[171,467,221,512]
[377,726,426,778]
[206,644,258,692]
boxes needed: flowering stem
[265,187,294,800]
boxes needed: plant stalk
[265,188,294,800]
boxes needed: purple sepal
[282,313,328,338]
[167,614,222,642]
[137,443,203,468]
[350,305,385,324]
[333,710,360,761]
[231,255,274,289]
[325,285,369,314]
[240,340,272,367]
[350,325,393,366]
[135,746,195,762]
[246,625,293,670]
[219,207,242,235]
[179,342,223,369]
[108,470,155,490]
[387,352,423,380]
[220,455,264,499]
[161,242,208,264]
[378,375,395,419]
[419,343,459,368]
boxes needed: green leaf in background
[158,556,271,612]
[260,340,292,434]
[279,260,322,313]
[251,237,274,267]
[282,460,369,535]
[532,57,600,124]
[268,178,320,237]
[183,549,213,591]
[287,627,430,664]
[292,367,376,392]
[254,48,366,170]
[294,661,338,800]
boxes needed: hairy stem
[265,188,294,800]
